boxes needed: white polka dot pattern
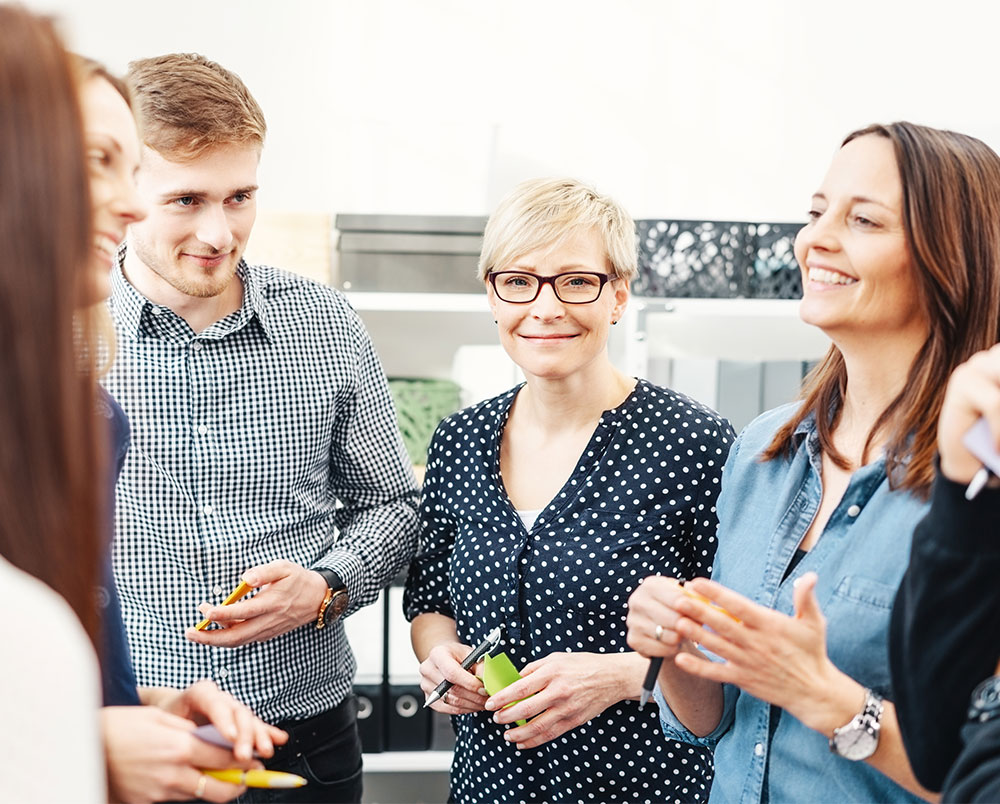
[405,379,735,803]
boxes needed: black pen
[423,625,503,708]
[639,656,662,710]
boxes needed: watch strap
[313,567,346,593]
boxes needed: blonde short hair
[478,178,637,283]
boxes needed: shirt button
[847,504,861,517]
[218,667,230,679]
[191,341,204,351]
[213,585,223,596]
[754,742,764,757]
[202,503,214,515]
[197,424,208,435]
[150,306,162,316]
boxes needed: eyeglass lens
[492,272,606,303]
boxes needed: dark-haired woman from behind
[0,7,109,801]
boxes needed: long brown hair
[763,122,1000,497]
[0,6,105,645]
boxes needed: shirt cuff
[651,677,738,747]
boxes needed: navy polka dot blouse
[404,379,735,803]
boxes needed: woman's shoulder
[433,384,522,435]
[727,400,807,462]
[634,379,735,441]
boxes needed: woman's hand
[672,573,862,736]
[142,681,287,763]
[484,652,643,749]
[937,343,1000,484]
[625,575,689,659]
[418,642,488,715]
[101,706,257,804]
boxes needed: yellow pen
[679,584,742,623]
[202,769,307,788]
[195,579,253,631]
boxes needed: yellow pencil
[202,769,307,788]
[679,585,742,623]
[195,579,253,630]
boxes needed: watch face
[329,589,349,619]
[971,677,1000,720]
[833,724,878,761]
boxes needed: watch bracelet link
[969,675,1000,723]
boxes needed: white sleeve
[0,557,105,803]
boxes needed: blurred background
[23,0,999,221]
[26,3,995,799]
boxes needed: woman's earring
[612,319,618,325]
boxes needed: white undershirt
[517,508,542,532]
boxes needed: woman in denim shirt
[627,122,1000,803]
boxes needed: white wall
[24,0,1000,223]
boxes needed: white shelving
[620,297,830,375]
[346,291,488,313]
[363,750,453,773]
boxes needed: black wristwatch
[312,568,349,630]
[969,676,1000,723]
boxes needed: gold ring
[195,775,208,799]
[654,624,665,642]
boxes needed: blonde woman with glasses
[405,178,735,804]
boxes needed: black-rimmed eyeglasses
[488,271,612,304]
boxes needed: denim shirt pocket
[825,574,897,694]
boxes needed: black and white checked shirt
[104,253,419,722]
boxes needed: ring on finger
[195,775,208,799]
[443,691,451,705]
[654,624,665,642]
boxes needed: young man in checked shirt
[103,53,420,803]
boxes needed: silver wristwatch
[829,688,884,761]
[969,675,1000,723]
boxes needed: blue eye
[174,196,196,207]
[231,192,253,204]
[504,275,531,287]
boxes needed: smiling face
[126,142,259,302]
[487,227,629,382]
[794,134,929,348]
[79,76,146,303]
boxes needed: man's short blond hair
[478,178,637,283]
[126,53,266,161]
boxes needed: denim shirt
[655,403,929,804]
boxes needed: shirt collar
[109,244,274,343]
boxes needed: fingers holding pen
[626,575,688,658]
[418,643,487,714]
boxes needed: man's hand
[141,681,287,762]
[102,706,256,804]
[185,560,328,647]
